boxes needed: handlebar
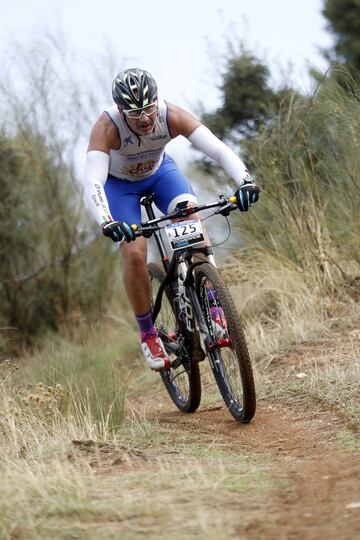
[130,194,238,238]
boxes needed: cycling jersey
[104,98,172,181]
[83,101,251,225]
[104,154,197,225]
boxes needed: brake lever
[216,194,238,216]
[134,225,159,238]
[217,203,238,216]
[174,201,199,218]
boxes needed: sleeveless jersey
[105,99,173,181]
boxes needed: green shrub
[237,67,360,289]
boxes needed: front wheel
[195,263,256,422]
[148,262,201,413]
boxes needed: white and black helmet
[112,68,158,109]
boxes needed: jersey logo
[123,135,134,147]
[150,134,167,141]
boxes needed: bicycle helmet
[112,68,158,109]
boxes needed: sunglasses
[123,102,158,119]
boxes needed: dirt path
[138,401,359,539]
[127,351,360,540]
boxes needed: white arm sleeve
[188,125,250,187]
[82,150,112,225]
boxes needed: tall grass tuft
[222,246,360,364]
[29,323,139,434]
[239,66,360,291]
[0,321,139,451]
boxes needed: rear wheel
[148,262,201,413]
[195,263,256,422]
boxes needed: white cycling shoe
[141,331,171,371]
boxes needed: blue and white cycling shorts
[104,154,197,225]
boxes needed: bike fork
[186,285,215,352]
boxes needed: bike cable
[200,213,232,249]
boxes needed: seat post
[140,193,156,220]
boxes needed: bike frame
[140,194,236,352]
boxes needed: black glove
[102,220,136,243]
[235,180,260,212]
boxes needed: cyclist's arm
[167,102,250,186]
[82,114,119,225]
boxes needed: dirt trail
[132,350,360,540]
[140,402,359,539]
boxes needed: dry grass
[0,357,273,540]
[249,329,360,431]
[295,345,360,423]
[1,246,359,538]
[217,250,360,437]
[222,250,360,364]
[0,450,272,540]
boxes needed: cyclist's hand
[102,220,136,243]
[235,179,260,212]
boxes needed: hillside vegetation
[0,45,359,539]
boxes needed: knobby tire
[195,263,256,422]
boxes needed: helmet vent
[112,68,158,109]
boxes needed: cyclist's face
[120,101,158,136]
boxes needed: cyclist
[83,67,260,371]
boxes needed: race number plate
[165,220,205,251]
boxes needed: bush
[237,66,360,289]
[0,37,126,355]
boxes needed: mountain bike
[134,193,256,423]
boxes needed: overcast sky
[1,0,334,165]
[1,0,333,101]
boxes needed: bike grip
[229,196,237,204]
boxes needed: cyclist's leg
[104,175,149,312]
[152,155,197,211]
[104,174,143,224]
[104,175,171,370]
[151,154,211,246]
